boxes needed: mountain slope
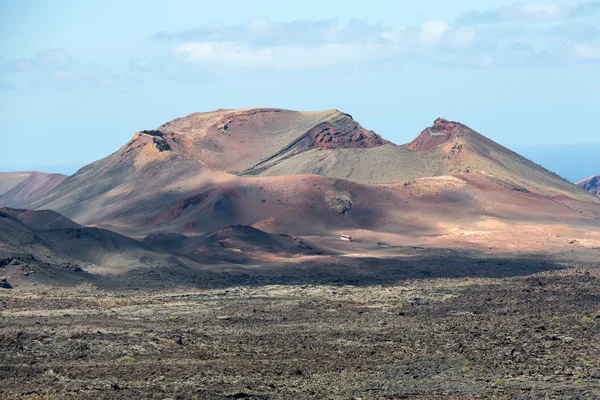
[577,175,600,197]
[0,172,67,207]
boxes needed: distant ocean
[515,144,600,183]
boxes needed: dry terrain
[1,259,599,399]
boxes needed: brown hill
[27,108,600,248]
[576,175,600,197]
[0,171,67,208]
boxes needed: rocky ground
[1,264,599,399]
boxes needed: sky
[1,0,599,181]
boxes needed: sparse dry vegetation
[326,191,353,215]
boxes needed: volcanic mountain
[0,171,67,208]
[28,108,600,248]
[576,175,600,197]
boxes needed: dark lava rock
[153,137,171,152]
[0,276,12,289]
[140,129,164,137]
[0,257,14,267]
[61,263,84,272]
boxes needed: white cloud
[451,27,477,49]
[419,21,450,46]
[417,21,477,49]
[163,18,481,70]
[155,9,600,72]
[246,17,273,36]
[173,42,394,69]
[164,18,483,70]
[0,49,134,89]
[571,43,600,59]
[517,2,566,19]
[456,1,600,24]
[155,18,386,46]
[381,26,407,44]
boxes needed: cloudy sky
[1,0,599,181]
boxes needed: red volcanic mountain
[0,172,67,208]
[577,175,600,197]
[27,108,600,251]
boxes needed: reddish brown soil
[305,119,389,150]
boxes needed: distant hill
[0,171,67,208]
[576,175,600,197]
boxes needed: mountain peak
[124,108,390,173]
[404,118,463,151]
[432,118,457,133]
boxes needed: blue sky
[1,0,599,181]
